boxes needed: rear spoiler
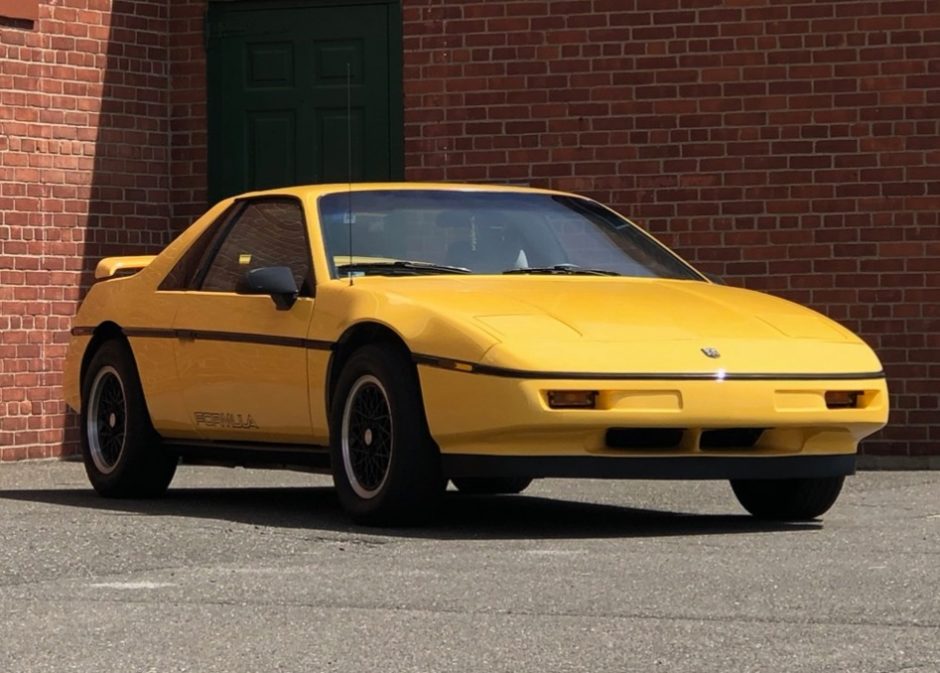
[94,255,157,280]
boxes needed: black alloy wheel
[342,374,394,499]
[86,365,128,475]
[329,343,443,525]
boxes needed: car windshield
[318,190,703,280]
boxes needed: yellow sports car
[64,183,888,524]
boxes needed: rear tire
[452,476,532,495]
[329,344,443,525]
[730,476,845,521]
[80,339,177,498]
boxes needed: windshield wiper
[336,260,471,276]
[503,264,620,276]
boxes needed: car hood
[349,276,883,376]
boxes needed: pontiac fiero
[64,183,889,524]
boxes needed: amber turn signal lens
[825,390,861,409]
[547,390,598,409]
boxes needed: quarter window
[160,204,239,291]
[200,198,312,294]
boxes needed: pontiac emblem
[701,347,721,359]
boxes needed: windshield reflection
[318,190,703,280]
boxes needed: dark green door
[207,1,403,202]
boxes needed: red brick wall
[402,0,940,458]
[1,0,937,461]
[0,1,171,460]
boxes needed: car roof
[233,182,579,201]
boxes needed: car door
[170,196,316,443]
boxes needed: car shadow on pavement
[0,485,818,540]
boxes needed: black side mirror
[238,266,299,310]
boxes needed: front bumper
[418,366,889,460]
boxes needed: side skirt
[442,454,856,481]
[164,439,331,472]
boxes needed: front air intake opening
[605,428,684,450]
[699,428,766,450]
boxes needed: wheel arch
[80,321,129,389]
[326,322,419,421]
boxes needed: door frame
[205,0,404,204]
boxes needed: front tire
[80,339,176,497]
[329,344,443,525]
[730,476,845,521]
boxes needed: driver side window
[200,198,312,295]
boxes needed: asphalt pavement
[0,460,937,673]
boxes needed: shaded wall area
[402,0,940,458]
[167,1,210,231]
